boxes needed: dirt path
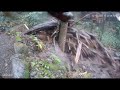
[0,32,15,78]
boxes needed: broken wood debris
[75,42,82,64]
[23,19,116,68]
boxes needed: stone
[14,42,29,56]
[11,54,25,78]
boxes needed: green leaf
[51,54,61,64]
[37,43,43,49]
[33,37,38,41]
[31,62,36,67]
[16,32,21,35]
[16,36,22,42]
[24,62,30,78]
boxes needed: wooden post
[58,21,68,52]
[48,12,74,52]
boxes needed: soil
[0,31,15,78]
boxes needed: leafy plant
[30,35,45,51]
[82,72,92,78]
[50,54,61,64]
[33,37,44,50]
[15,32,22,42]
[30,57,66,78]
[31,60,54,78]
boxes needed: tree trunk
[58,21,68,52]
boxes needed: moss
[48,64,64,71]
[14,42,29,56]
[23,62,30,78]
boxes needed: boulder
[14,42,29,56]
[11,54,25,78]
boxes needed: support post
[58,21,68,52]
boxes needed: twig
[74,42,82,64]
[68,38,71,51]
[82,42,89,49]
[53,35,56,48]
[76,31,79,44]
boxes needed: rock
[11,54,25,78]
[14,42,29,56]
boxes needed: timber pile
[24,20,120,77]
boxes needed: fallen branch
[113,57,120,61]
[24,20,59,35]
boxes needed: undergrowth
[30,54,67,78]
[75,21,120,50]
